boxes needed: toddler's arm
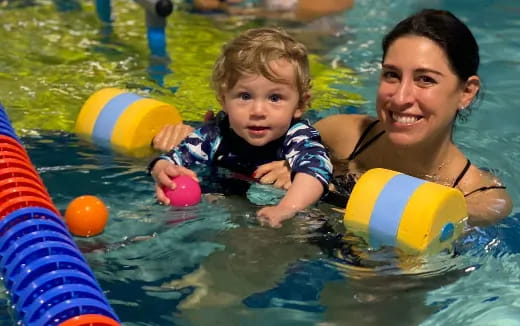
[257,172,323,227]
[256,121,332,227]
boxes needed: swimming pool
[1,0,519,325]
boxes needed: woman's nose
[392,78,415,107]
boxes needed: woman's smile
[390,111,423,125]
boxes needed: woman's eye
[382,70,399,81]
[416,75,437,86]
[269,94,281,102]
[239,92,251,100]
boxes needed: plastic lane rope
[136,0,174,58]
[344,168,468,253]
[0,102,120,326]
[75,88,182,157]
[135,0,173,17]
[93,1,174,85]
[94,0,112,23]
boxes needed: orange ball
[65,195,109,237]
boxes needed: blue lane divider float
[0,102,120,326]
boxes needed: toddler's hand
[256,205,297,228]
[151,160,198,205]
[253,160,291,190]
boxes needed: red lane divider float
[0,102,121,325]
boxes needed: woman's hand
[152,111,214,152]
[152,124,194,152]
[253,160,292,190]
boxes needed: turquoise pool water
[1,0,519,325]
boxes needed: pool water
[1,0,520,325]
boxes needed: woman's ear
[460,75,480,108]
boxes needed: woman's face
[376,35,475,147]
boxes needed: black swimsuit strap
[464,185,507,197]
[452,159,471,188]
[347,120,385,160]
[451,159,507,197]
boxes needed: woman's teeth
[391,112,420,124]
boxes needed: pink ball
[163,175,201,207]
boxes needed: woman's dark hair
[382,9,480,120]
[382,9,479,82]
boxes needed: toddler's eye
[239,92,251,100]
[269,94,281,102]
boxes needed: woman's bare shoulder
[314,114,376,158]
[314,114,376,139]
[314,113,371,125]
[462,165,513,225]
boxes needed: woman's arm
[228,0,354,22]
[294,0,354,22]
[463,169,513,226]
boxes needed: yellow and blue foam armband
[344,168,468,253]
[75,88,182,157]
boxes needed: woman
[153,9,512,226]
[191,0,355,22]
[314,9,512,225]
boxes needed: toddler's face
[222,59,304,147]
